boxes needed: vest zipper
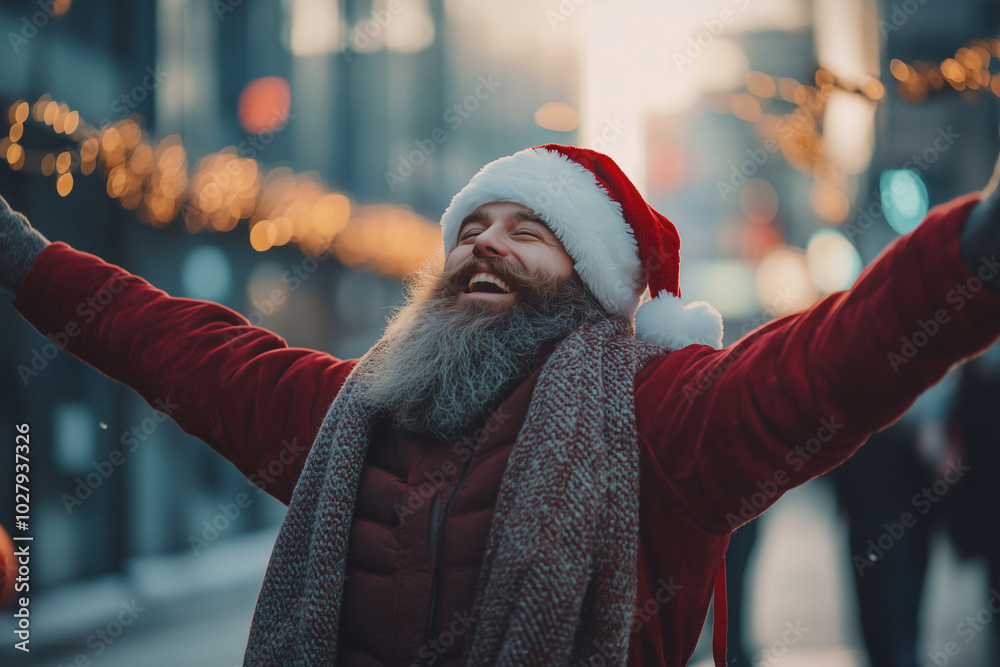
[424,490,445,653]
[423,443,479,662]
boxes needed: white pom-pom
[634,293,723,349]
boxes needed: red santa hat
[440,143,724,349]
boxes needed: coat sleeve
[11,242,358,505]
[634,193,1000,534]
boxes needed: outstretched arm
[635,190,1000,534]
[2,196,357,505]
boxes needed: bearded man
[4,144,1000,667]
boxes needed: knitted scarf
[243,316,668,666]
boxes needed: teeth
[468,272,511,293]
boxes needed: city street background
[2,0,999,665]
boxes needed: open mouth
[464,272,512,295]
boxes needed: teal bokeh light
[880,169,929,235]
[181,245,233,302]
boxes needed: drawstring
[712,557,728,666]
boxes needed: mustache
[435,255,556,298]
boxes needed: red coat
[13,193,1000,666]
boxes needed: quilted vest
[335,360,544,666]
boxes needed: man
[3,144,1000,666]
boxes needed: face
[443,201,576,306]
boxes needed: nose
[471,224,509,258]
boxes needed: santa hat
[440,144,724,349]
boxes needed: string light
[1,95,441,278]
[710,67,847,211]
[889,38,1000,103]
[712,36,1000,226]
[719,37,1000,171]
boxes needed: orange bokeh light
[237,77,291,135]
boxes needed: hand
[960,156,1000,293]
[0,193,50,294]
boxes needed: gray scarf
[243,316,667,666]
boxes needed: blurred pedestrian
[828,385,949,667]
[941,341,1000,657]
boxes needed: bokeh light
[6,144,23,165]
[683,260,760,320]
[534,103,580,132]
[237,77,291,135]
[12,101,29,123]
[755,246,819,315]
[181,245,233,302]
[806,229,862,294]
[56,172,74,197]
[810,182,851,224]
[739,178,779,224]
[385,0,435,53]
[880,169,929,235]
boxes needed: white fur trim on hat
[634,293,724,349]
[441,147,646,316]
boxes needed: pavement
[0,526,279,667]
[688,480,998,667]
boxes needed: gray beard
[351,259,610,441]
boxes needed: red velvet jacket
[12,194,1000,666]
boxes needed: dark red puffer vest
[336,357,548,666]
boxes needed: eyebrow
[458,209,487,230]
[458,207,550,233]
[511,210,547,225]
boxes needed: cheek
[526,248,575,279]
[444,249,471,272]
[543,249,575,279]
[554,253,575,279]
